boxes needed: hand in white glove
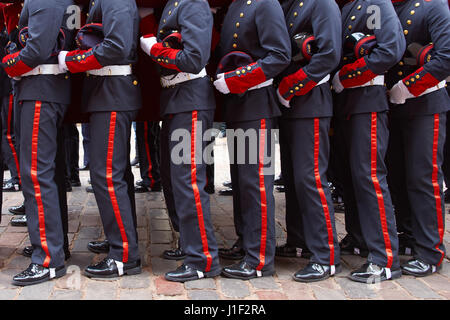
[277,88,290,108]
[389,80,415,105]
[140,36,157,56]
[213,73,230,94]
[58,51,69,73]
[332,72,344,94]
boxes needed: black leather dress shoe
[163,247,186,261]
[401,259,440,277]
[339,236,369,257]
[165,264,221,282]
[11,215,27,227]
[85,258,141,278]
[12,263,66,286]
[219,241,245,260]
[349,262,402,283]
[275,243,312,259]
[274,176,284,186]
[218,188,233,196]
[135,185,150,193]
[70,177,81,187]
[204,184,215,195]
[86,186,94,193]
[87,240,110,254]
[222,181,232,188]
[3,181,21,192]
[8,203,26,215]
[22,246,71,261]
[222,261,275,280]
[294,263,341,283]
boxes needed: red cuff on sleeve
[278,68,317,100]
[2,51,33,78]
[65,49,103,73]
[150,43,181,72]
[224,62,267,94]
[339,57,378,88]
[402,66,440,97]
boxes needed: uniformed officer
[214,0,291,280]
[59,0,143,278]
[275,0,342,282]
[140,0,221,282]
[1,0,74,286]
[386,0,450,277]
[331,0,406,283]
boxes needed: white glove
[140,36,157,56]
[332,72,344,93]
[389,80,415,105]
[277,88,291,108]
[213,73,230,94]
[58,51,68,72]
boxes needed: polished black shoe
[349,263,402,283]
[87,240,110,254]
[276,186,285,193]
[275,243,312,259]
[222,261,274,280]
[12,263,66,286]
[85,258,141,278]
[86,185,94,193]
[294,263,341,283]
[219,242,245,260]
[165,264,221,282]
[339,236,369,257]
[11,215,27,227]
[135,185,150,193]
[401,259,440,277]
[163,247,186,261]
[22,246,71,261]
[218,188,233,196]
[8,203,26,215]
[3,180,21,192]
[70,177,81,187]
[130,158,139,167]
[204,184,215,195]
[274,176,284,186]
[222,181,232,188]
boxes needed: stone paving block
[83,208,100,216]
[151,257,178,276]
[378,288,413,300]
[311,286,347,300]
[77,227,102,240]
[72,239,92,253]
[150,219,171,231]
[5,226,28,233]
[151,231,173,244]
[249,276,280,290]
[421,274,450,293]
[274,258,305,281]
[279,281,315,300]
[0,232,27,247]
[80,215,101,227]
[0,247,15,267]
[219,226,239,240]
[119,271,151,289]
[119,288,153,300]
[184,278,216,290]
[155,276,184,296]
[0,269,22,289]
[68,220,80,233]
[51,290,83,300]
[84,281,118,300]
[255,291,288,300]
[397,277,443,299]
[188,290,220,300]
[150,244,171,257]
[335,278,377,299]
[149,209,169,219]
[220,278,250,299]
[138,228,148,241]
[66,253,95,270]
[439,260,450,278]
[0,289,18,300]
[18,281,55,300]
[340,255,366,270]
[7,255,31,270]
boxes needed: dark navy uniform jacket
[218,0,291,123]
[15,0,75,104]
[152,0,215,117]
[67,0,142,113]
[334,0,405,118]
[387,0,450,117]
[278,0,342,119]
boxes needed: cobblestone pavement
[0,137,449,300]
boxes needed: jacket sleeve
[66,0,137,73]
[3,1,64,77]
[224,0,291,94]
[150,0,212,73]
[402,0,450,96]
